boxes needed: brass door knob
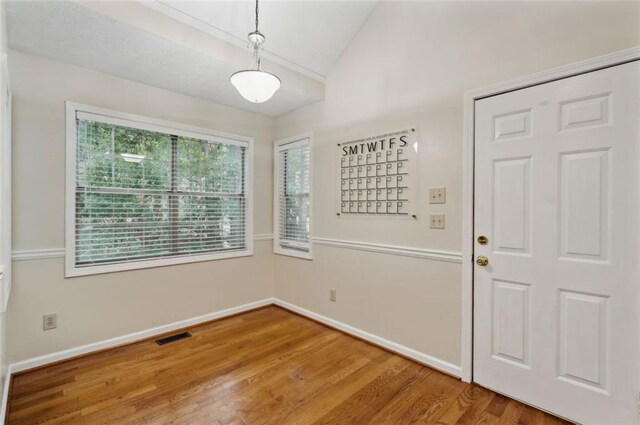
[476,256,489,266]
[477,235,488,245]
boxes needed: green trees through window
[75,119,246,266]
[276,138,311,256]
[282,147,310,243]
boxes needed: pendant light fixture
[230,0,281,103]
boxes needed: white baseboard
[272,298,463,378]
[9,296,462,377]
[9,298,274,374]
[1,296,462,422]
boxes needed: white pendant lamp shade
[230,69,281,104]
[230,0,281,103]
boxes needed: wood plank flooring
[7,306,569,424]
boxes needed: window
[274,134,312,259]
[65,103,253,276]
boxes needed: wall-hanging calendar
[338,128,418,217]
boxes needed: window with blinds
[66,104,252,276]
[274,135,312,259]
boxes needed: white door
[473,61,639,424]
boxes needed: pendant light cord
[255,0,259,32]
[252,0,261,70]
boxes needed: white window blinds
[274,137,311,258]
[67,105,252,276]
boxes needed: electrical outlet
[43,313,57,330]
[429,187,446,204]
[430,214,445,229]
[330,289,337,302]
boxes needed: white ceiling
[145,1,380,80]
[5,0,379,117]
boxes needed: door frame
[460,46,640,383]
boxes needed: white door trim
[460,46,640,383]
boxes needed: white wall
[274,1,640,367]
[6,50,276,363]
[4,0,639,374]
[0,0,9,407]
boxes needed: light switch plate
[429,187,446,204]
[430,214,445,229]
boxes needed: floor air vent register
[156,332,192,346]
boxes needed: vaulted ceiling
[146,1,379,80]
[6,0,379,117]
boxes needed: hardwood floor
[7,306,569,424]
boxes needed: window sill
[65,248,254,278]
[273,245,313,260]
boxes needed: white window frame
[65,102,254,277]
[273,132,313,260]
